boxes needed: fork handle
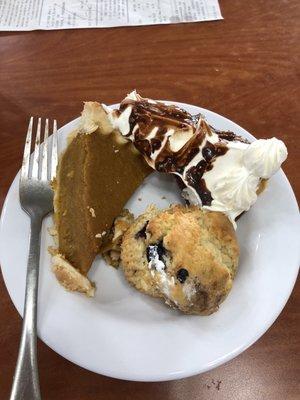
[10,216,42,400]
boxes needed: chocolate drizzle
[185,142,228,206]
[155,131,204,173]
[117,95,247,208]
[202,141,228,161]
[120,99,194,156]
[213,128,250,144]
[121,99,192,136]
[134,139,151,157]
[185,162,213,206]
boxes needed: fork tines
[21,117,58,181]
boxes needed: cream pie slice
[104,91,288,226]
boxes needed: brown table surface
[0,1,299,399]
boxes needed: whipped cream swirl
[243,138,287,179]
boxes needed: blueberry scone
[121,205,239,315]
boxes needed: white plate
[1,102,299,382]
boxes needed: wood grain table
[0,1,299,399]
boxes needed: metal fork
[10,117,58,400]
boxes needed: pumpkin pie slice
[51,102,151,296]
